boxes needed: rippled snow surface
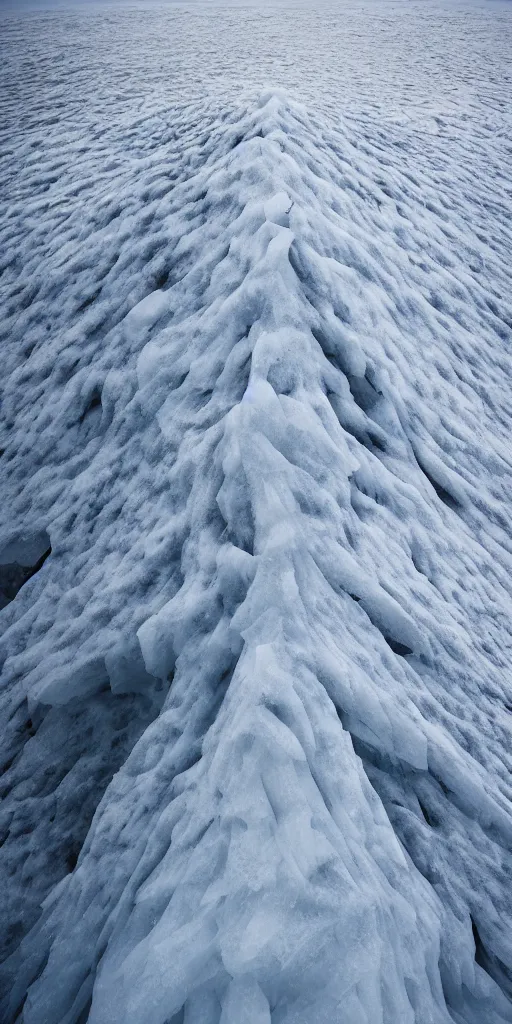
[1,1,512,1021]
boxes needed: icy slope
[1,5,512,1023]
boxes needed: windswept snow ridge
[1,9,512,1023]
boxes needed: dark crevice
[312,336,337,368]
[79,389,102,424]
[418,800,434,826]
[167,1009,185,1024]
[154,271,169,289]
[368,432,387,452]
[471,916,512,999]
[77,289,101,313]
[346,370,381,416]
[437,777,451,797]
[351,735,394,776]
[345,590,413,657]
[173,372,188,391]
[11,993,28,1024]
[192,818,215,849]
[383,636,413,656]
[76,996,93,1024]
[326,390,388,455]
[414,453,461,510]
[65,844,81,873]
[472,916,483,960]
[335,705,347,729]
[0,545,51,605]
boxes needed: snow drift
[1,49,512,1024]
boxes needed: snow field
[1,4,512,1022]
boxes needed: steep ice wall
[1,78,512,1024]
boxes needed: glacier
[1,1,512,1022]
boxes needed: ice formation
[1,2,512,1022]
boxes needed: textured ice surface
[1,1,512,1022]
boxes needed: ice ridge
[1,91,512,1024]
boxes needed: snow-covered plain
[1,0,512,1021]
